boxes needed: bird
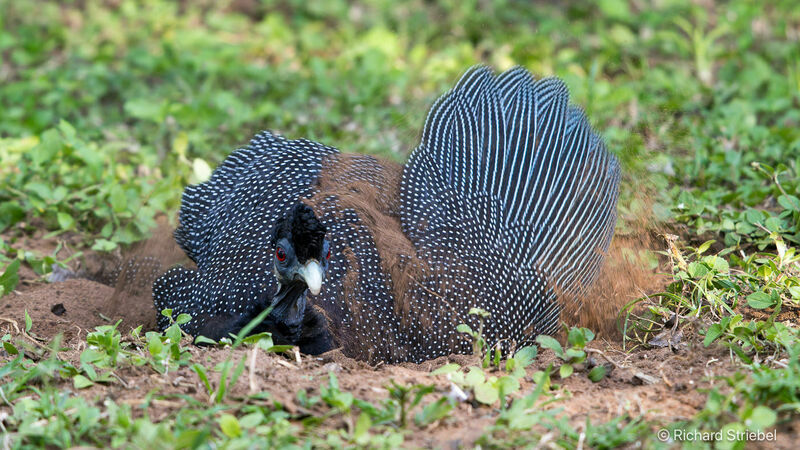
[152,66,620,364]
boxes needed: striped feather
[400,66,620,338]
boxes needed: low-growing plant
[386,380,435,427]
[140,310,193,375]
[536,326,604,381]
[320,372,355,413]
[431,345,537,408]
[456,307,492,364]
[624,235,800,363]
[2,0,800,447]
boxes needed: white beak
[297,260,323,295]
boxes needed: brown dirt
[0,275,766,447]
[0,225,794,447]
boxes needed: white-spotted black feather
[153,66,620,363]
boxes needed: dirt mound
[2,278,155,338]
[1,220,187,338]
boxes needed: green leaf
[567,327,587,347]
[431,363,460,375]
[353,412,372,443]
[747,291,775,309]
[535,335,564,358]
[598,0,632,21]
[57,212,76,230]
[730,344,753,364]
[148,336,164,355]
[165,323,181,343]
[238,412,264,429]
[0,202,25,232]
[218,414,242,438]
[456,324,473,335]
[124,98,164,122]
[777,194,800,212]
[174,430,207,448]
[175,313,192,325]
[588,365,607,382]
[30,129,62,166]
[559,364,574,379]
[732,326,754,340]
[73,375,94,389]
[415,398,454,426]
[468,307,491,318]
[720,422,746,445]
[764,216,782,232]
[564,348,586,362]
[744,209,763,225]
[108,185,127,213]
[687,261,709,278]
[747,406,776,430]
[243,331,273,348]
[474,382,499,405]
[495,375,520,399]
[24,310,32,332]
[464,367,485,387]
[531,370,551,389]
[0,260,20,297]
[91,239,117,252]
[264,345,293,353]
[583,328,595,342]
[191,364,212,394]
[696,240,715,254]
[513,346,538,369]
[704,323,723,346]
[504,356,518,373]
[702,255,729,273]
[3,341,18,355]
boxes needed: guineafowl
[152,66,620,363]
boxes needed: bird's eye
[276,247,286,262]
[326,249,331,260]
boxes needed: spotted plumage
[153,66,620,363]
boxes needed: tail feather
[401,66,620,322]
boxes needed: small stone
[631,371,658,385]
[321,362,341,373]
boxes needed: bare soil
[1,229,795,448]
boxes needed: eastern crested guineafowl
[152,66,620,363]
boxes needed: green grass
[2,0,800,448]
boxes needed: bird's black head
[268,204,331,338]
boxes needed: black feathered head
[270,203,328,264]
[267,203,331,337]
